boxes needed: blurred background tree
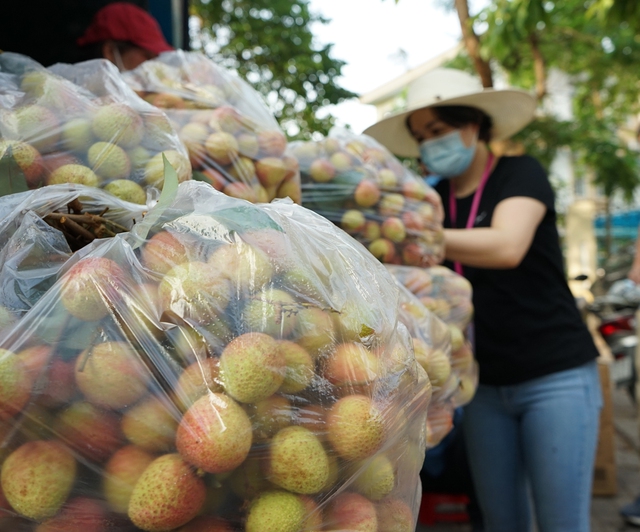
[439,0,640,254]
[190,0,356,140]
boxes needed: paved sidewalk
[416,386,640,532]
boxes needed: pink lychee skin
[325,492,377,532]
[255,157,288,187]
[324,343,377,386]
[354,179,381,208]
[59,257,128,321]
[55,402,123,462]
[219,332,286,403]
[402,242,426,267]
[309,159,336,183]
[35,497,108,532]
[141,231,189,276]
[368,238,396,263]
[376,498,415,532]
[128,454,206,531]
[381,217,407,243]
[258,130,287,157]
[326,395,385,461]
[176,393,253,474]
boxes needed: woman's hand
[444,196,546,269]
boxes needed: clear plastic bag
[0,51,190,204]
[0,180,430,531]
[291,128,445,267]
[0,184,145,330]
[122,50,301,204]
[388,264,479,410]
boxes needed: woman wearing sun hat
[365,68,601,532]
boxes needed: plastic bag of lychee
[388,265,479,409]
[0,51,191,204]
[0,180,431,531]
[289,128,445,268]
[122,50,301,205]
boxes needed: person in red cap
[77,2,173,71]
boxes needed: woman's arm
[444,196,547,269]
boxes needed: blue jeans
[462,360,602,532]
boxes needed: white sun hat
[362,68,537,158]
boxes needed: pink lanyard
[448,153,495,276]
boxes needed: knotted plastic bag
[0,179,430,531]
[0,51,190,204]
[123,50,301,204]
[291,128,445,267]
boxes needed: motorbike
[584,280,639,402]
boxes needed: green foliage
[466,0,640,202]
[191,0,357,140]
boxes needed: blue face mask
[419,129,478,178]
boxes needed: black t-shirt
[435,155,599,386]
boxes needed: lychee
[349,454,395,500]
[242,287,300,338]
[219,332,285,403]
[325,492,377,532]
[128,453,206,531]
[278,340,314,394]
[141,230,190,276]
[88,141,131,179]
[245,490,305,532]
[248,394,293,441]
[204,131,238,165]
[268,426,330,494]
[61,117,94,152]
[47,164,100,187]
[173,357,223,411]
[1,441,76,521]
[103,445,155,514]
[122,395,179,452]
[143,149,191,188]
[92,103,144,148]
[327,395,385,461]
[323,343,378,387]
[54,401,122,462]
[257,130,287,157]
[293,307,336,359]
[34,497,108,532]
[0,348,32,420]
[176,393,252,473]
[157,261,231,325]
[256,157,288,187]
[104,179,146,204]
[75,341,148,410]
[376,498,414,532]
[207,241,273,292]
[14,104,60,153]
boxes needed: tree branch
[454,0,493,87]
[529,32,546,100]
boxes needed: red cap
[77,2,173,55]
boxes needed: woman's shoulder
[496,154,547,176]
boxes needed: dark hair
[432,105,493,143]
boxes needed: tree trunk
[454,0,493,87]
[529,32,546,100]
